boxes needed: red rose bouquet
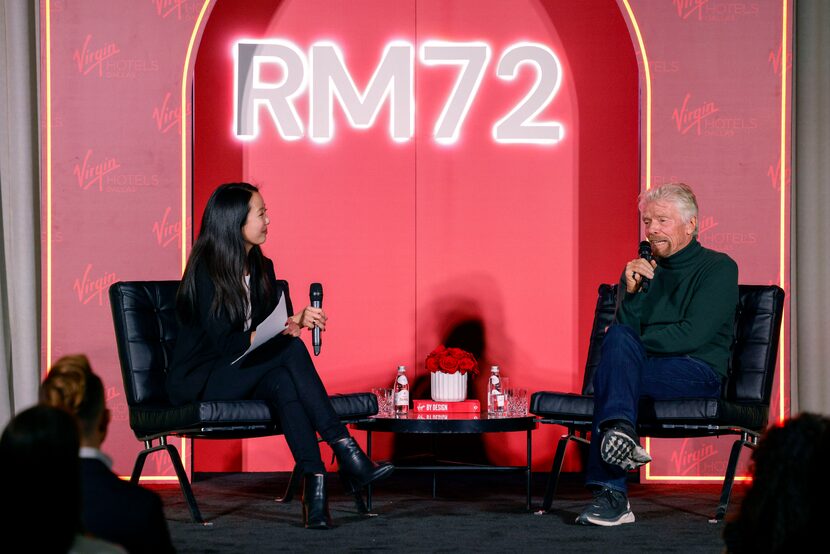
[425,345,479,377]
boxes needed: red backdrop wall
[40,0,790,483]
[192,0,637,471]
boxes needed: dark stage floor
[158,471,742,553]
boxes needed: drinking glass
[372,387,394,417]
[507,387,528,416]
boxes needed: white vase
[430,371,467,402]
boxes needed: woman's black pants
[201,335,347,474]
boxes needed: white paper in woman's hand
[232,295,288,364]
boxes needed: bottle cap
[491,365,500,372]
[397,365,406,371]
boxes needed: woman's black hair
[177,182,272,326]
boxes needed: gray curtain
[0,0,41,428]
[794,1,830,415]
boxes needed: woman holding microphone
[167,182,392,529]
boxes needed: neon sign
[234,39,564,145]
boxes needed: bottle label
[397,374,408,386]
[490,375,500,388]
[395,390,409,406]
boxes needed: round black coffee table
[350,413,537,510]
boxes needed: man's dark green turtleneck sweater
[615,238,738,378]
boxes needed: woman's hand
[297,306,327,330]
[282,319,302,337]
[282,306,327,336]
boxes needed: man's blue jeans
[586,324,722,494]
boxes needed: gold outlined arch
[621,0,651,190]
[180,2,214,270]
[43,0,212,482]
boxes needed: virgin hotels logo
[73,150,121,191]
[698,215,718,236]
[149,450,175,476]
[673,0,759,22]
[72,264,117,306]
[672,93,719,135]
[152,92,190,134]
[73,35,121,77]
[152,207,190,248]
[673,0,710,20]
[106,386,128,423]
[670,439,717,475]
[152,0,194,20]
[71,149,158,192]
[767,158,791,191]
[768,44,792,76]
[672,93,758,137]
[699,216,757,253]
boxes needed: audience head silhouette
[0,404,82,552]
[41,354,109,448]
[725,412,830,552]
[38,353,175,553]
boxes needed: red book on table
[412,399,481,413]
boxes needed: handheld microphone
[309,283,323,356]
[638,240,653,292]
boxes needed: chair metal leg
[526,429,532,511]
[162,442,206,524]
[365,431,373,512]
[538,432,577,513]
[131,439,205,523]
[275,464,302,503]
[712,432,754,522]
[130,444,151,485]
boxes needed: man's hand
[624,258,657,293]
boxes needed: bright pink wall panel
[625,0,792,482]
[41,0,204,480]
[193,0,638,471]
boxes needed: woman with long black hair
[167,182,392,529]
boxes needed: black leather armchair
[109,280,379,523]
[530,283,785,521]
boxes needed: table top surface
[350,412,537,434]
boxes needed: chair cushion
[530,391,594,421]
[130,400,278,439]
[530,391,769,434]
[639,398,769,432]
[330,392,378,419]
[130,392,378,439]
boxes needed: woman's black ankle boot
[302,473,332,530]
[330,436,394,488]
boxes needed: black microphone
[309,283,323,356]
[638,240,653,292]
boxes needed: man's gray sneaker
[575,488,635,526]
[600,427,652,471]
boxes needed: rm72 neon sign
[234,40,564,145]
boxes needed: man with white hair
[576,182,738,526]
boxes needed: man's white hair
[638,182,699,238]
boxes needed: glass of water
[372,387,394,417]
[507,387,528,416]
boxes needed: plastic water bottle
[393,365,409,416]
[487,365,505,415]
